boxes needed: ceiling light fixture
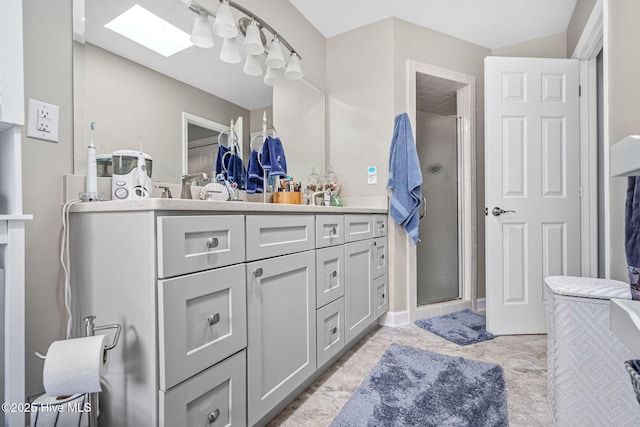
[186,0,303,81]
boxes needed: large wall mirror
[73,0,325,185]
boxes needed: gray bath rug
[330,343,508,427]
[415,309,495,345]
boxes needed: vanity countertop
[68,198,388,214]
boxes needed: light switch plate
[27,98,60,143]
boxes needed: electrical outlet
[27,98,60,143]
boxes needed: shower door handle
[420,197,427,219]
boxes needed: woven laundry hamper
[545,276,640,426]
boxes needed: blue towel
[246,149,264,194]
[215,145,231,175]
[226,152,245,190]
[626,177,640,300]
[387,113,423,244]
[260,136,287,177]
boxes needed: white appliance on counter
[111,150,153,200]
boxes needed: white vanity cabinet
[69,205,388,427]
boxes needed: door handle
[419,197,427,219]
[492,207,516,216]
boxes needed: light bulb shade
[265,39,286,69]
[220,36,241,63]
[190,13,214,48]
[212,1,238,38]
[243,54,263,76]
[284,53,303,80]
[263,66,281,86]
[242,22,264,55]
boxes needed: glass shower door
[416,113,460,305]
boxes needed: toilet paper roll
[43,335,108,396]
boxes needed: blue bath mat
[415,309,495,345]
[330,343,508,427]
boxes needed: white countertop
[0,214,33,221]
[68,198,388,214]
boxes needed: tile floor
[268,324,551,427]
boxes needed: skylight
[104,4,192,57]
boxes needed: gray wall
[567,0,598,57]
[492,32,568,58]
[22,0,74,397]
[607,0,638,281]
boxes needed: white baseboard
[379,310,410,327]
[476,297,486,312]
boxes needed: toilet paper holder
[34,315,121,427]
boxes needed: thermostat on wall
[368,166,377,184]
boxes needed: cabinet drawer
[372,237,388,278]
[316,245,345,308]
[246,215,315,261]
[160,350,246,427]
[157,215,245,278]
[373,214,388,237]
[345,215,373,242]
[316,298,345,368]
[374,274,389,319]
[316,215,344,248]
[158,264,247,390]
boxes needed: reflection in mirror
[182,113,226,177]
[73,0,326,187]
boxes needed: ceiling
[416,74,465,116]
[288,0,578,49]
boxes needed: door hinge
[579,85,582,97]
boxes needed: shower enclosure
[416,112,462,305]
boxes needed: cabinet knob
[329,227,337,236]
[329,326,338,334]
[381,254,385,260]
[207,408,220,423]
[206,237,219,250]
[207,313,220,326]
[373,241,377,246]
[254,267,263,277]
[329,270,337,278]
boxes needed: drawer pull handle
[254,267,263,277]
[329,227,337,236]
[208,409,220,423]
[206,237,219,250]
[207,313,220,326]
[330,326,338,334]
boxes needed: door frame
[405,59,477,322]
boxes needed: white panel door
[485,57,581,335]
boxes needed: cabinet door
[374,274,389,319]
[246,251,316,425]
[372,237,388,279]
[316,245,345,308]
[344,240,374,343]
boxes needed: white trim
[603,0,611,278]
[571,0,603,60]
[378,311,410,327]
[579,59,599,277]
[405,59,477,322]
[181,112,228,175]
[476,297,486,312]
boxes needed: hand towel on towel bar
[260,136,287,178]
[246,149,264,194]
[387,112,423,244]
